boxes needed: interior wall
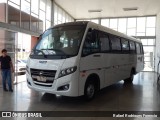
[155,13,160,73]
[31,36,39,50]
[0,3,6,22]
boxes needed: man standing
[0,49,14,92]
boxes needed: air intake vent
[88,9,102,12]
[30,68,56,87]
[123,7,138,11]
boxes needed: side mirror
[38,34,42,40]
[88,28,93,32]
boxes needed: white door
[136,43,144,72]
[79,29,104,89]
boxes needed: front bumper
[26,72,79,97]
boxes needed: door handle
[93,55,101,57]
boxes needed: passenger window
[121,38,129,51]
[136,43,141,54]
[82,29,100,56]
[99,32,110,52]
[109,35,121,51]
[129,41,136,53]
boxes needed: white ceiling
[55,0,160,19]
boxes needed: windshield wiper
[34,49,47,58]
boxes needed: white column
[155,12,160,72]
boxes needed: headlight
[58,66,77,78]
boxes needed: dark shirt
[0,55,11,69]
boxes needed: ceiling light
[123,7,138,11]
[88,9,102,13]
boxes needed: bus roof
[53,21,88,28]
[52,21,141,43]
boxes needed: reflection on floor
[0,72,160,120]
[143,66,154,71]
[14,74,26,84]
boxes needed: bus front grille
[30,68,56,87]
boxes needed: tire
[124,69,134,83]
[84,81,96,101]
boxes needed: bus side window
[98,31,110,52]
[109,34,121,52]
[129,41,136,54]
[82,29,100,56]
[121,38,129,53]
[136,43,141,54]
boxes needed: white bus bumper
[26,72,79,97]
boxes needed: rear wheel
[84,81,96,101]
[124,69,134,83]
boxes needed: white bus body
[26,21,144,100]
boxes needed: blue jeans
[1,69,12,90]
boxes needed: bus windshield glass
[31,25,85,59]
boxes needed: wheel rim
[86,84,95,98]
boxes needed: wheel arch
[84,73,100,93]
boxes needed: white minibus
[26,21,144,100]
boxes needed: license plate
[32,75,47,82]
[37,76,46,82]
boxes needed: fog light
[64,85,69,90]
[57,84,69,91]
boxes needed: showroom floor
[0,72,160,120]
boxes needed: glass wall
[0,0,74,33]
[78,16,156,37]
[0,0,45,32]
[0,0,75,33]
[17,32,31,60]
[21,0,30,30]
[54,3,74,25]
[8,0,21,27]
[141,38,155,71]
[100,16,156,37]
[6,0,52,33]
[0,29,16,86]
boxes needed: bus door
[80,29,104,88]
[98,32,115,86]
[136,43,144,72]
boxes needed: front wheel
[84,81,96,101]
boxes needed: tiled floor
[0,72,160,120]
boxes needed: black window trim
[108,34,122,53]
[81,28,143,57]
[98,31,111,53]
[81,29,101,57]
[136,42,141,55]
[128,40,136,54]
[121,38,130,54]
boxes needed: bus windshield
[31,25,85,59]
